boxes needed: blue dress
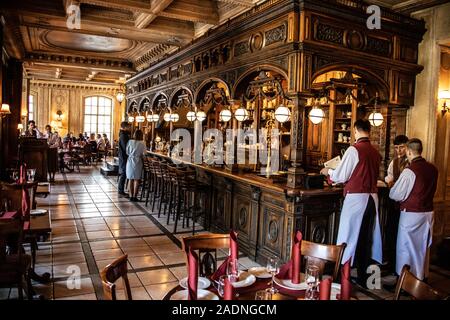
[125,140,146,179]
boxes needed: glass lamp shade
[170,113,180,123]
[151,114,160,122]
[155,136,161,142]
[163,113,172,122]
[219,109,232,122]
[186,111,197,122]
[128,116,135,123]
[274,105,291,123]
[146,114,153,122]
[0,103,11,115]
[17,123,23,130]
[235,107,249,122]
[196,111,207,122]
[136,115,145,123]
[116,91,125,103]
[308,107,325,124]
[368,112,384,127]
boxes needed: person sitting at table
[63,132,75,144]
[78,133,86,143]
[97,134,106,152]
[103,133,111,150]
[126,129,146,202]
[87,133,97,151]
[25,120,43,138]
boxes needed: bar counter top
[146,150,344,199]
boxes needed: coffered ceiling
[0,0,445,85]
[0,0,258,85]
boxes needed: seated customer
[44,125,62,148]
[97,134,106,152]
[88,133,98,153]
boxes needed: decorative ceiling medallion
[42,30,135,54]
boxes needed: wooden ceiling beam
[4,2,194,45]
[216,0,254,8]
[79,0,153,14]
[134,0,175,29]
[159,0,219,24]
[23,56,135,73]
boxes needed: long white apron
[336,193,383,265]
[396,211,433,280]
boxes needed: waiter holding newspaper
[320,119,383,288]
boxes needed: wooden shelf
[334,129,350,132]
[334,141,350,145]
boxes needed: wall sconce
[439,90,450,115]
[0,103,11,118]
[17,123,23,130]
[116,84,125,103]
[56,110,63,121]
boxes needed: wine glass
[27,169,36,182]
[266,256,280,294]
[227,258,239,283]
[216,275,227,298]
[305,264,320,300]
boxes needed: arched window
[84,96,112,139]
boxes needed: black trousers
[118,172,127,193]
[354,195,376,286]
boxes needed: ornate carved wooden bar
[130,0,425,264]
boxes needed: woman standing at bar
[126,129,146,202]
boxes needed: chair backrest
[394,265,447,300]
[0,218,24,265]
[100,254,132,300]
[301,240,346,280]
[182,233,231,277]
[0,183,36,220]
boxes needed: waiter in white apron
[321,119,383,288]
[389,138,438,280]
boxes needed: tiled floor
[1,165,449,300]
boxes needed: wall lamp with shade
[308,98,326,124]
[0,103,11,118]
[116,84,125,103]
[367,93,384,127]
[439,90,450,115]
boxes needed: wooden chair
[301,240,346,280]
[394,265,448,300]
[163,233,232,300]
[0,218,33,299]
[182,233,231,277]
[100,254,132,300]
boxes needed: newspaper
[324,155,341,170]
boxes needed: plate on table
[248,267,271,279]
[170,289,219,300]
[274,275,308,291]
[179,277,211,290]
[30,209,48,216]
[231,271,256,288]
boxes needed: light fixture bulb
[308,107,325,124]
[219,109,232,122]
[196,111,207,122]
[186,111,197,122]
[368,112,384,127]
[274,105,291,123]
[234,108,249,122]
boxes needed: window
[84,96,112,139]
[28,95,35,121]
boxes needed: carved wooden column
[287,93,307,188]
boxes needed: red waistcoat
[344,138,380,195]
[400,157,438,212]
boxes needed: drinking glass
[27,169,36,182]
[305,264,320,300]
[255,290,272,300]
[266,256,280,294]
[216,275,227,298]
[227,258,239,283]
